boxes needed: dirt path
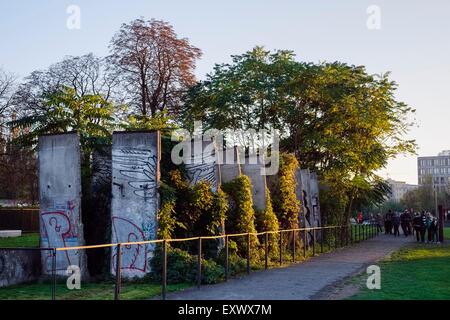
[164,234,413,300]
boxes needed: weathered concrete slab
[309,172,321,227]
[0,249,41,287]
[218,146,242,184]
[0,230,22,237]
[111,131,160,278]
[184,139,220,191]
[38,132,87,276]
[299,169,313,228]
[241,155,267,211]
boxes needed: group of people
[374,209,440,243]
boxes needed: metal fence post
[321,228,324,253]
[264,232,269,270]
[312,228,316,256]
[292,230,296,262]
[197,237,202,288]
[52,248,56,301]
[350,224,353,244]
[114,243,122,300]
[335,227,338,249]
[346,225,349,246]
[225,235,229,281]
[303,228,307,258]
[162,240,167,300]
[279,231,282,265]
[246,233,251,274]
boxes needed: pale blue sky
[1,0,450,184]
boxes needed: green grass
[445,227,450,240]
[0,233,39,248]
[0,281,190,300]
[350,242,450,300]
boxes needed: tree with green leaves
[400,175,449,214]
[182,47,416,224]
[9,86,115,154]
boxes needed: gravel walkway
[164,233,413,300]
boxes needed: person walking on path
[419,211,427,242]
[413,212,425,242]
[411,211,418,237]
[400,210,412,237]
[357,212,363,224]
[384,210,394,234]
[376,213,383,233]
[393,212,401,237]
[400,210,408,236]
[426,213,438,243]
[406,210,413,236]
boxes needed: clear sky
[1,0,449,184]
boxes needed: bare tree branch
[107,18,202,117]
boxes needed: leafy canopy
[9,86,115,152]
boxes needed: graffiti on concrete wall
[185,140,219,191]
[113,147,158,199]
[309,172,321,227]
[111,132,160,278]
[38,133,86,276]
[185,162,217,187]
[111,217,148,273]
[40,200,81,272]
[299,169,313,227]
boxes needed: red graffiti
[41,211,76,271]
[112,217,147,273]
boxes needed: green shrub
[268,153,304,252]
[157,181,182,239]
[216,240,248,275]
[202,258,225,284]
[222,175,260,262]
[271,154,301,230]
[151,246,225,284]
[255,187,279,259]
[157,170,228,258]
